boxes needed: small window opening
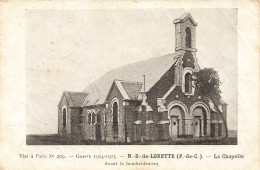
[185,27,192,48]
[62,108,66,126]
[185,72,192,93]
[88,113,92,124]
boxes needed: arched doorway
[169,106,185,139]
[193,107,207,137]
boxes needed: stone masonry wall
[175,18,196,51]
[124,100,141,142]
[146,64,176,140]
[70,108,82,141]
[58,95,71,136]
[81,105,105,141]
[105,83,125,143]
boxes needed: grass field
[26,134,83,145]
[27,130,237,145]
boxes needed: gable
[106,81,124,102]
[58,91,88,107]
[120,81,142,100]
[83,53,180,106]
[173,13,198,26]
[182,51,195,69]
[146,62,176,105]
[57,93,69,108]
[69,92,89,107]
[105,80,143,102]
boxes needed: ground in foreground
[26,134,237,145]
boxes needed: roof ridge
[82,53,175,92]
[115,79,143,84]
[82,69,115,92]
[112,53,175,70]
[65,91,88,94]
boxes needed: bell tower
[173,13,198,52]
[173,13,200,90]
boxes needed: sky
[26,9,237,134]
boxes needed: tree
[192,68,228,138]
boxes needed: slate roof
[173,13,198,26]
[82,53,179,106]
[120,81,143,100]
[58,91,89,107]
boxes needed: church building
[57,13,228,143]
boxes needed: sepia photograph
[1,0,259,169]
[26,9,238,145]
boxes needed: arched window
[112,102,118,133]
[88,113,92,124]
[62,108,66,126]
[92,112,95,124]
[97,114,101,124]
[104,112,106,125]
[185,73,192,93]
[185,27,191,48]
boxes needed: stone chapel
[57,13,228,143]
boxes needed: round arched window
[112,101,119,133]
[185,27,191,48]
[92,112,95,124]
[88,113,92,124]
[185,72,192,93]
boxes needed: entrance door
[194,117,201,137]
[170,116,178,139]
[133,124,141,141]
[95,115,101,141]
